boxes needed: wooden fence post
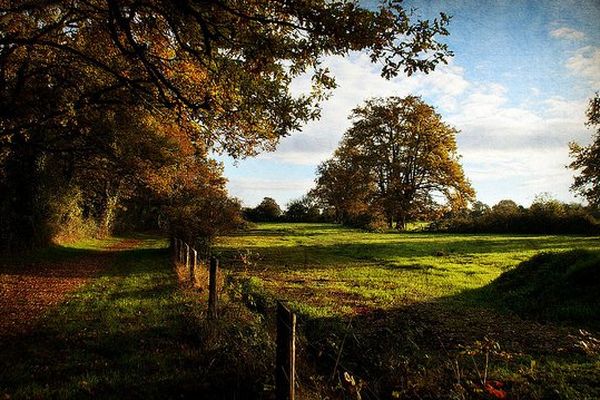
[191,248,197,284]
[208,257,218,320]
[276,301,296,400]
[185,243,190,270]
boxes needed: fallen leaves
[0,240,137,337]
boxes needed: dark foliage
[243,197,283,222]
[0,0,453,251]
[430,198,600,235]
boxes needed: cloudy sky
[219,0,600,208]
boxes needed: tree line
[246,194,598,235]
[431,197,599,235]
[0,0,453,252]
[2,0,596,248]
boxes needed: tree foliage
[0,0,453,249]
[243,197,282,222]
[284,195,322,222]
[569,93,600,207]
[314,96,474,230]
[431,196,599,235]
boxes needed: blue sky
[219,0,600,208]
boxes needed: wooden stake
[276,301,296,400]
[185,243,190,270]
[191,248,197,284]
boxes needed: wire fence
[171,236,378,400]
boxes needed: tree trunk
[98,183,121,237]
[396,213,407,231]
[8,132,42,249]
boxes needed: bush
[243,197,282,222]
[347,211,389,232]
[284,196,322,222]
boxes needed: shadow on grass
[293,285,598,400]
[0,243,269,399]
[233,248,600,399]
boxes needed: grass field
[2,226,598,399]
[216,223,600,399]
[216,223,600,317]
[0,237,273,399]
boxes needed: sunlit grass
[216,223,600,317]
[216,223,600,398]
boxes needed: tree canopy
[0,0,454,249]
[569,93,600,207]
[243,197,282,222]
[313,96,474,229]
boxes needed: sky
[218,0,600,208]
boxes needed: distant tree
[530,193,565,217]
[470,201,491,217]
[311,150,375,224]
[245,197,282,222]
[314,96,474,229]
[569,93,600,207]
[491,199,521,216]
[285,196,321,222]
[432,195,599,235]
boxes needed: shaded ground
[0,236,275,399]
[0,239,137,336]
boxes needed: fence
[172,237,297,399]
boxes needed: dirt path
[0,239,139,337]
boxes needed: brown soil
[0,239,139,337]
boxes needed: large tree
[0,0,453,248]
[0,0,453,156]
[569,93,600,207]
[315,96,474,229]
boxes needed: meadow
[2,225,598,399]
[216,223,600,399]
[216,223,600,316]
[0,237,272,399]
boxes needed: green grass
[216,223,600,399]
[0,237,206,398]
[482,249,600,326]
[3,227,598,399]
[216,222,600,317]
[0,236,276,399]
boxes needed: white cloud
[452,87,588,154]
[566,46,600,86]
[550,27,586,41]
[277,53,471,165]
[461,148,579,205]
[226,51,593,207]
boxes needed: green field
[216,223,600,316]
[216,223,600,399]
[2,226,598,399]
[0,237,272,399]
